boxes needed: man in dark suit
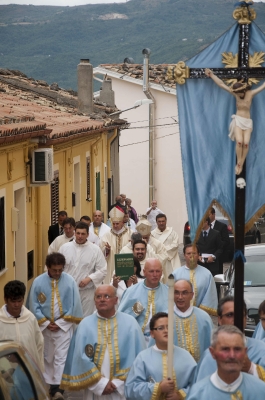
[209,207,230,266]
[197,217,223,276]
[48,210,67,245]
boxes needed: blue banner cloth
[177,22,265,241]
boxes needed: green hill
[0,0,264,90]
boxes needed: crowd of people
[1,195,265,399]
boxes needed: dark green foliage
[0,0,264,90]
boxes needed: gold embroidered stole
[231,391,243,400]
[175,313,200,362]
[189,270,198,307]
[142,290,156,333]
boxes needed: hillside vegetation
[0,0,265,90]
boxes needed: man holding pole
[125,312,196,400]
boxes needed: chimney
[99,78,115,107]
[77,59,93,114]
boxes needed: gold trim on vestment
[199,304,217,316]
[151,382,160,400]
[178,389,186,399]
[60,370,101,391]
[51,279,55,322]
[55,281,64,317]
[108,318,115,380]
[256,365,265,381]
[189,270,197,306]
[175,313,200,362]
[231,390,243,400]
[63,316,82,324]
[111,228,128,254]
[37,317,48,326]
[142,290,156,333]
[62,367,99,381]
[95,319,107,371]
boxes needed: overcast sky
[0,0,127,5]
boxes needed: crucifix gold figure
[205,68,265,175]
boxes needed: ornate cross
[167,1,265,332]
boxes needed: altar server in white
[48,217,75,254]
[125,312,196,400]
[151,213,181,275]
[27,252,83,400]
[61,285,146,400]
[60,221,107,317]
[0,280,44,370]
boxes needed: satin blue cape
[177,22,265,241]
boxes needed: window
[50,170,59,225]
[87,157,91,200]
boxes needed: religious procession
[2,0,265,399]
[1,194,265,400]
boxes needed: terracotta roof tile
[100,63,176,89]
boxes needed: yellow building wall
[0,128,116,307]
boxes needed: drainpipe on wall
[142,48,155,203]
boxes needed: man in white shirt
[145,200,164,230]
[80,215,100,245]
[123,211,136,232]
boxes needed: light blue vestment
[26,272,83,325]
[172,265,217,316]
[149,306,213,362]
[187,373,265,399]
[195,337,265,382]
[125,345,196,400]
[253,321,265,341]
[61,311,146,391]
[118,280,168,337]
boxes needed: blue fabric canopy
[177,22,265,242]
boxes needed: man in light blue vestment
[118,258,168,343]
[61,285,146,400]
[173,244,217,316]
[195,296,265,382]
[187,325,265,400]
[27,252,83,400]
[149,279,213,363]
[125,312,197,400]
[253,300,265,342]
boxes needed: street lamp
[109,99,153,116]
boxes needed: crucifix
[167,1,265,332]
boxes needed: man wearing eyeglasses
[150,279,213,363]
[172,244,218,316]
[195,295,265,383]
[125,312,196,400]
[61,285,146,400]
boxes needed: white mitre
[109,205,125,222]
[136,217,152,236]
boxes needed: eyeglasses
[95,294,116,300]
[174,291,193,297]
[152,325,168,331]
[221,312,234,318]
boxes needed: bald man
[62,285,146,399]
[118,259,168,344]
[89,210,110,238]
